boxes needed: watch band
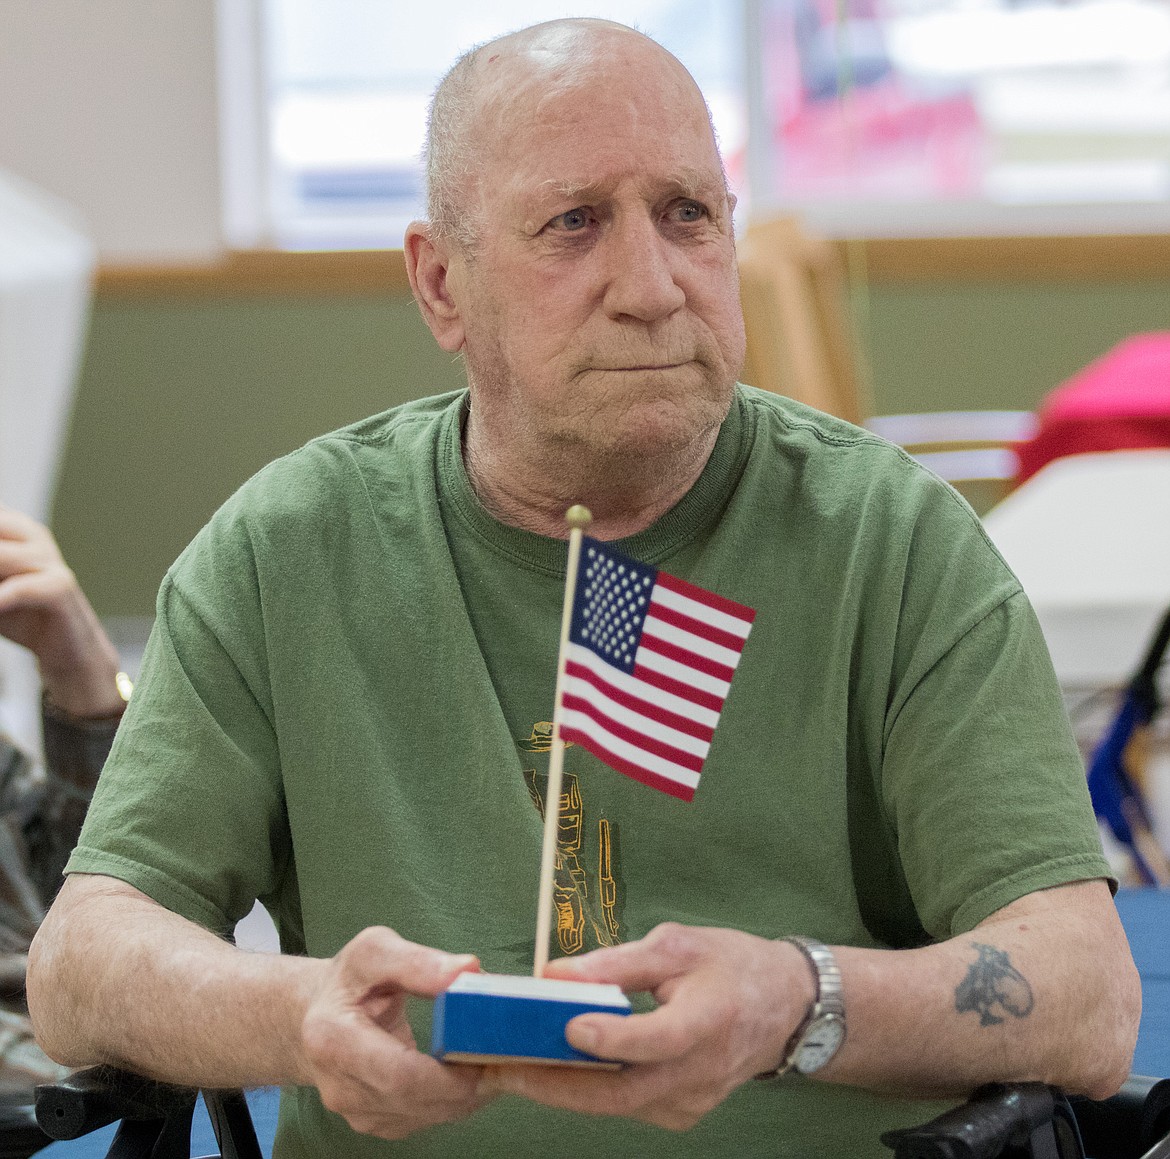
[756,935,847,1080]
[41,670,133,727]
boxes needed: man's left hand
[482,923,812,1130]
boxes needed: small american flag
[558,536,755,802]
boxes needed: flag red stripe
[562,693,705,772]
[564,660,715,742]
[638,633,737,683]
[646,602,749,653]
[631,660,725,713]
[561,726,696,802]
[654,571,757,623]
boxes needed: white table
[983,449,1170,867]
[983,449,1170,690]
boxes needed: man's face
[446,40,746,467]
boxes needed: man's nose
[600,214,686,323]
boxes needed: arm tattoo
[954,942,1035,1027]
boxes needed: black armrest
[0,1090,51,1159]
[34,1065,262,1159]
[1071,1076,1170,1159]
[35,1065,197,1140]
[882,1075,1170,1159]
[880,1082,1084,1159]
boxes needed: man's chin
[551,395,730,463]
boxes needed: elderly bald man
[28,18,1138,1158]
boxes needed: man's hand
[299,926,493,1140]
[0,505,123,716]
[485,923,812,1130]
[485,882,1138,1127]
[31,877,498,1141]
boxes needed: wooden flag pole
[533,503,593,977]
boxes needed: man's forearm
[27,873,321,1089]
[821,880,1140,1101]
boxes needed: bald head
[423,19,721,249]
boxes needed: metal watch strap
[756,935,846,1080]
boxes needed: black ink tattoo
[954,943,1035,1027]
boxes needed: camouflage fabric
[0,708,117,1094]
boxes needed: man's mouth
[594,362,689,372]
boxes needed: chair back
[736,215,864,425]
[737,214,1033,511]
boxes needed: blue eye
[676,201,705,222]
[557,208,589,231]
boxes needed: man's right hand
[28,875,495,1141]
[299,926,492,1139]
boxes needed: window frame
[214,0,1170,252]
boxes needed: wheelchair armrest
[881,1075,1170,1159]
[35,1064,198,1139]
[880,1082,1083,1159]
[34,1065,263,1159]
[1070,1075,1170,1159]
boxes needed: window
[221,0,1170,248]
[748,0,1170,235]
[240,0,743,249]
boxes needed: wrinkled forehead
[474,26,711,133]
[467,31,724,199]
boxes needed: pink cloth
[1016,333,1170,483]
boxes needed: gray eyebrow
[548,168,724,203]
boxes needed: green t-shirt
[70,386,1110,1157]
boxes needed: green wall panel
[864,281,1170,416]
[53,294,465,616]
[50,280,1170,618]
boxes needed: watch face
[795,1015,846,1074]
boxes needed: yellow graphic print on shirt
[523,721,622,956]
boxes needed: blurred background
[0,0,1168,625]
[3,11,1168,1127]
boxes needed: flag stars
[572,546,660,670]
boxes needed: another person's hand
[299,926,493,1140]
[0,505,123,717]
[485,923,815,1130]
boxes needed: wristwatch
[757,936,847,1079]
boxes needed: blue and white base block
[432,971,631,1068]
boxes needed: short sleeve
[882,589,1113,938]
[68,526,289,936]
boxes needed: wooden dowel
[533,505,592,977]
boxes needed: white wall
[0,0,224,262]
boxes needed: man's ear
[404,223,466,353]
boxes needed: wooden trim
[95,248,411,297]
[93,233,1170,296]
[836,233,1170,283]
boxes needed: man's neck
[462,423,721,541]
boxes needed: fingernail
[438,953,477,973]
